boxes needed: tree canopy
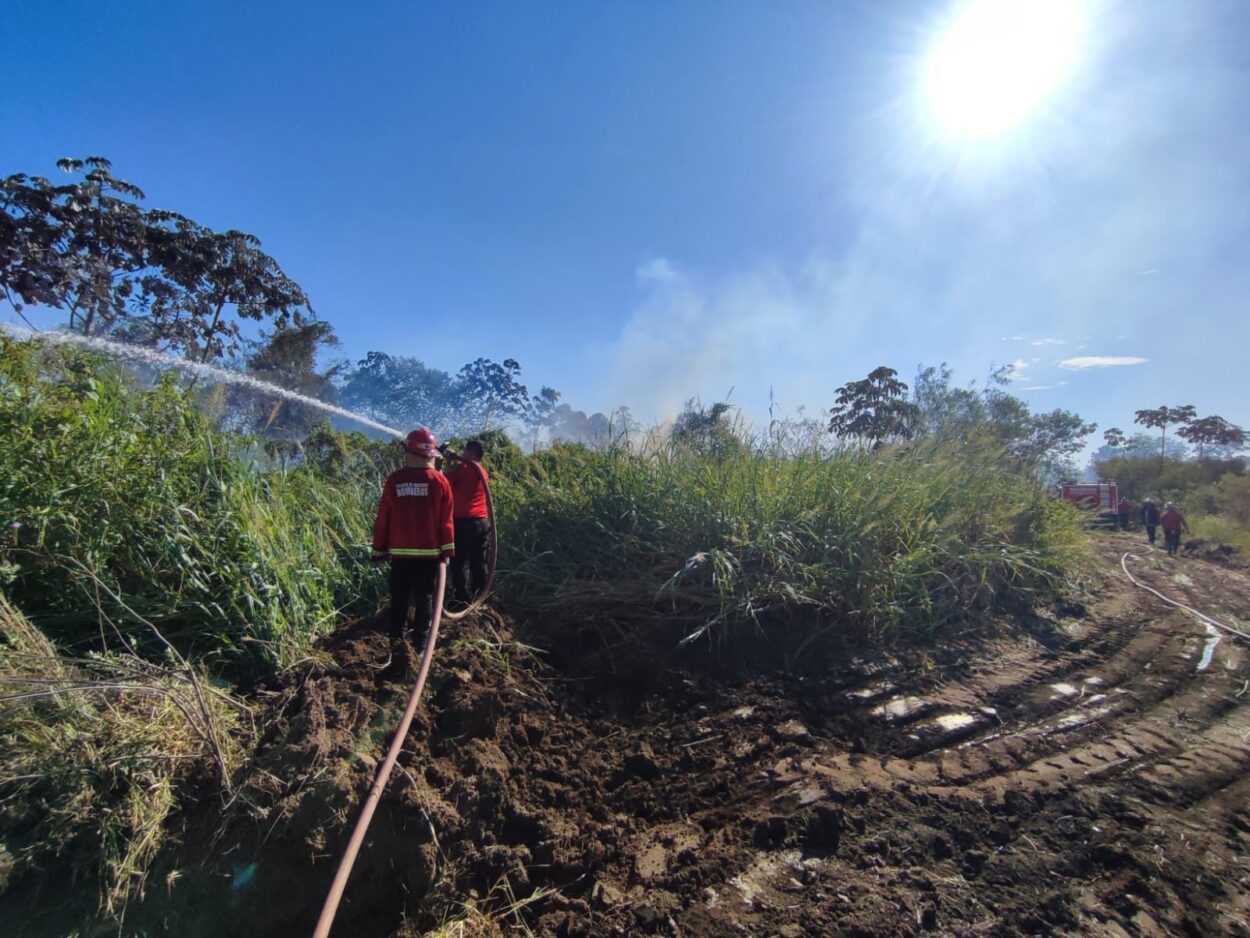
[2,158,314,363]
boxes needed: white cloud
[636,257,681,286]
[1030,338,1065,346]
[1058,356,1149,369]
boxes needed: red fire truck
[1057,481,1119,526]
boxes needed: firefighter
[1160,501,1189,557]
[1141,498,1161,546]
[1117,496,1134,531]
[443,439,491,607]
[372,428,455,674]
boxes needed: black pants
[388,558,438,637]
[451,517,490,603]
[1164,531,1181,556]
[1145,524,1157,545]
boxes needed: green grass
[493,438,1087,658]
[0,335,387,675]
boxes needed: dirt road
[14,532,1250,937]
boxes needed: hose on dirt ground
[1120,545,1250,642]
[439,450,497,622]
[311,562,449,938]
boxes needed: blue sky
[3,0,1248,443]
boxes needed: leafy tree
[1017,408,1097,481]
[911,363,987,440]
[338,352,456,434]
[232,321,343,437]
[522,385,562,446]
[828,366,919,447]
[1103,427,1125,448]
[1,157,312,362]
[1,157,148,334]
[142,225,312,362]
[454,357,531,431]
[1177,415,1246,461]
[1134,404,1196,468]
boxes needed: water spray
[1,324,405,439]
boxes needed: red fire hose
[311,562,448,938]
[312,453,496,936]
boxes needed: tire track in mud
[731,535,1250,936]
[817,541,1250,797]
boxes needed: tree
[454,357,530,431]
[1,157,312,362]
[523,386,561,445]
[1,157,148,335]
[1177,415,1246,461]
[1103,427,1125,448]
[232,321,343,437]
[828,366,919,447]
[1134,404,1197,468]
[142,224,312,362]
[339,352,456,434]
[911,363,988,440]
[1018,409,1097,481]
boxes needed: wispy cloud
[1059,356,1149,369]
[1030,338,1065,346]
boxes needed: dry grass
[0,590,254,916]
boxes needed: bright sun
[925,0,1086,140]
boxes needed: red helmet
[404,427,441,458]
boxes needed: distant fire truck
[1057,481,1119,526]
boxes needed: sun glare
[925,0,1086,140]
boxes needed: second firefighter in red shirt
[443,439,491,606]
[372,428,455,671]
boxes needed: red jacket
[1160,508,1185,535]
[372,466,455,559]
[445,461,490,519]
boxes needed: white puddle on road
[1197,624,1222,673]
[871,696,931,722]
[934,712,981,732]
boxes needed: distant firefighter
[1117,496,1133,531]
[1160,502,1188,557]
[443,439,492,607]
[1140,498,1160,546]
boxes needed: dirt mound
[11,533,1250,937]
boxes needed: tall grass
[494,439,1086,656]
[0,336,386,674]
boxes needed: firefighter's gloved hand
[370,552,389,565]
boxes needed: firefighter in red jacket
[443,439,491,607]
[372,428,455,672]
[1160,501,1188,557]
